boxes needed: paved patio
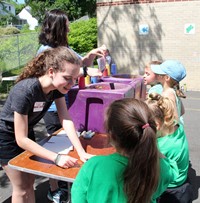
[0,91,200,202]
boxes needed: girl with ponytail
[71,98,176,203]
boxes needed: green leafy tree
[0,13,17,26]
[15,4,26,15]
[79,0,96,18]
[25,0,96,23]
[24,1,52,23]
[51,0,81,21]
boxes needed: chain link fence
[0,32,39,75]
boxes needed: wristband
[83,66,88,77]
[54,154,62,166]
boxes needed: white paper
[43,130,73,154]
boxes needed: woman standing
[38,9,105,135]
[0,47,91,203]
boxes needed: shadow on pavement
[188,162,200,201]
[2,197,11,203]
[0,166,11,203]
[35,180,51,203]
[0,167,10,188]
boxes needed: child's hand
[55,154,78,168]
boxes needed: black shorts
[0,129,35,165]
[0,138,24,165]
[157,181,193,203]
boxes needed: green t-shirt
[151,156,179,203]
[71,153,127,203]
[71,153,176,203]
[157,124,189,187]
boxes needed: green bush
[0,27,20,36]
[68,18,97,55]
[20,24,31,33]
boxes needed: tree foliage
[15,3,26,15]
[0,0,23,26]
[24,0,96,23]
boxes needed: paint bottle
[85,75,91,85]
[111,63,117,75]
[91,76,99,83]
[102,68,108,77]
[78,76,85,89]
[106,63,111,75]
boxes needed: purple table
[68,82,134,133]
[101,74,146,100]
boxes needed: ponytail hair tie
[142,123,150,129]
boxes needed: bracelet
[54,154,62,166]
[83,66,88,77]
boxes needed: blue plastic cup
[111,64,117,75]
[91,76,99,83]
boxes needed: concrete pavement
[183,91,200,203]
[0,91,200,202]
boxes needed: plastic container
[91,76,99,84]
[85,75,91,85]
[102,68,108,77]
[111,64,117,75]
[106,64,111,75]
[78,76,85,89]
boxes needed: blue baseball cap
[151,60,186,82]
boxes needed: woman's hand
[78,151,95,163]
[89,46,106,58]
[82,45,107,67]
[55,154,78,168]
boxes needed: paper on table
[43,130,74,154]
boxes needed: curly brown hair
[16,46,81,83]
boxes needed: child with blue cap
[143,61,163,96]
[151,60,186,125]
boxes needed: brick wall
[97,0,200,90]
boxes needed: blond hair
[146,93,176,129]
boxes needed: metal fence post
[17,34,20,67]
